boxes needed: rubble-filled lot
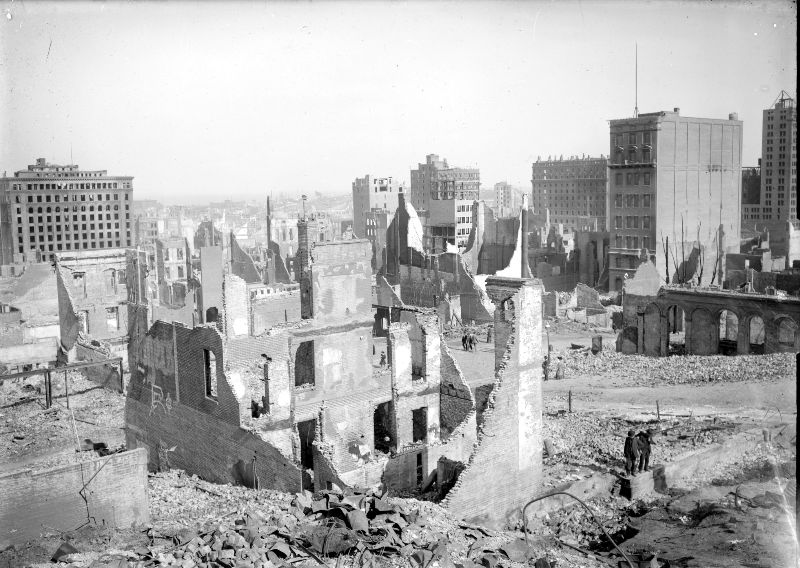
[0,371,125,472]
[542,410,755,472]
[560,349,795,386]
[3,470,608,568]
[1,334,796,568]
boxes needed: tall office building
[409,154,480,251]
[351,175,399,239]
[607,109,742,292]
[530,156,608,232]
[742,92,797,223]
[493,182,523,218]
[0,158,134,264]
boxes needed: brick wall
[0,448,149,548]
[443,278,544,529]
[126,398,302,491]
[251,291,301,334]
[307,240,373,324]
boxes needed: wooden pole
[656,400,660,421]
[45,371,52,409]
[568,390,572,413]
[64,371,70,409]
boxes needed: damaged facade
[619,261,800,355]
[55,249,130,366]
[125,218,546,527]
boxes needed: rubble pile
[562,350,794,385]
[0,371,125,466]
[533,496,630,551]
[88,471,600,568]
[543,413,699,470]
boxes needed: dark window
[295,341,315,387]
[412,407,428,443]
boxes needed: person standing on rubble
[623,429,640,477]
[542,355,549,381]
[554,356,565,380]
[379,351,387,369]
[636,428,655,472]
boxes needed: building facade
[0,158,133,265]
[607,109,743,292]
[493,182,523,219]
[744,93,797,224]
[409,154,480,251]
[530,156,608,232]
[351,175,399,239]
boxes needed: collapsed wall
[443,277,544,529]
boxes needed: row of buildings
[351,93,796,293]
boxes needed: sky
[1,0,796,205]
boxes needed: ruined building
[124,218,546,527]
[618,261,800,356]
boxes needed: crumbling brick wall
[126,398,302,491]
[0,449,149,548]
[438,341,474,438]
[251,291,301,333]
[443,277,544,529]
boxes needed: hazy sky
[1,0,796,204]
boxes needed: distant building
[352,175,399,240]
[744,93,797,223]
[0,158,133,265]
[531,156,608,232]
[741,165,762,223]
[607,108,743,292]
[409,154,480,251]
[493,182,523,218]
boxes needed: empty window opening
[297,419,316,470]
[205,306,219,323]
[718,310,739,355]
[373,401,394,453]
[295,341,315,387]
[105,306,119,331]
[416,453,424,485]
[749,316,766,354]
[412,407,428,443]
[204,348,217,399]
[78,310,89,334]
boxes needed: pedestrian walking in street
[462,333,468,351]
[623,429,640,477]
[486,326,492,343]
[469,333,477,351]
[636,428,655,472]
[554,356,565,380]
[379,351,387,369]
[542,355,549,381]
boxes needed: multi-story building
[0,158,133,264]
[409,154,480,251]
[530,156,608,232]
[607,108,742,292]
[744,92,797,223]
[351,175,399,239]
[493,182,523,218]
[741,165,762,224]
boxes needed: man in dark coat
[623,429,640,477]
[636,429,655,472]
[462,333,468,350]
[542,355,549,381]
